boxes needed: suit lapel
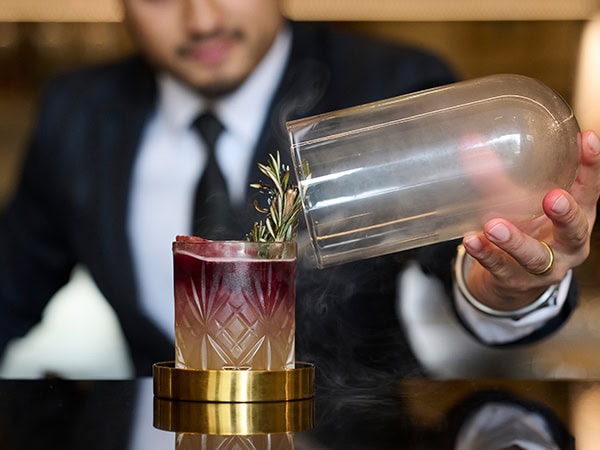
[94,89,178,371]
[248,23,332,193]
[92,58,157,312]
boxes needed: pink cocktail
[173,236,296,370]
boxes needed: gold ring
[528,241,554,276]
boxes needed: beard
[192,78,244,99]
[174,29,250,99]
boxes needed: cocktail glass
[173,236,296,371]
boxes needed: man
[1,0,598,377]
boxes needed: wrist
[454,245,559,320]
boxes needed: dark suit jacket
[0,22,577,377]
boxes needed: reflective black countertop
[2,375,599,449]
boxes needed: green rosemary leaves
[247,152,303,243]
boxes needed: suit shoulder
[297,22,449,64]
[32,55,156,134]
[291,23,457,96]
[40,55,155,106]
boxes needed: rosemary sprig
[247,152,303,243]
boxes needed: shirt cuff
[453,247,572,345]
[455,402,561,450]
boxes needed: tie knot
[192,112,224,151]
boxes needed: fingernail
[551,194,569,215]
[588,132,600,155]
[464,234,482,252]
[487,223,510,243]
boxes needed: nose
[183,0,224,35]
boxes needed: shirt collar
[157,72,205,132]
[156,23,292,143]
[215,23,291,145]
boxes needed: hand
[462,130,600,311]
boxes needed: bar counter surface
[1,372,599,449]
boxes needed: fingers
[461,129,600,309]
[465,130,600,271]
[580,130,600,167]
[563,131,600,226]
[540,130,600,261]
[463,189,591,292]
[463,230,552,308]
[543,189,590,258]
[465,219,566,283]
[527,241,555,276]
[458,134,513,196]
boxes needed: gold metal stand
[153,361,315,402]
[153,396,315,434]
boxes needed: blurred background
[1,0,600,379]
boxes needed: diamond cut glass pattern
[176,432,295,450]
[174,239,296,370]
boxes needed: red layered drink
[173,236,296,370]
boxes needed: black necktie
[190,112,233,239]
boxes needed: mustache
[176,30,244,57]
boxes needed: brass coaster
[153,396,315,434]
[153,361,315,402]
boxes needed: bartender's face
[122,0,284,97]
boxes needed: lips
[181,35,238,67]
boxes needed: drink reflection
[0,376,580,449]
[175,433,295,450]
[152,392,314,450]
[149,375,575,449]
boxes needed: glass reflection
[175,433,294,450]
[0,377,582,449]
[151,380,314,450]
